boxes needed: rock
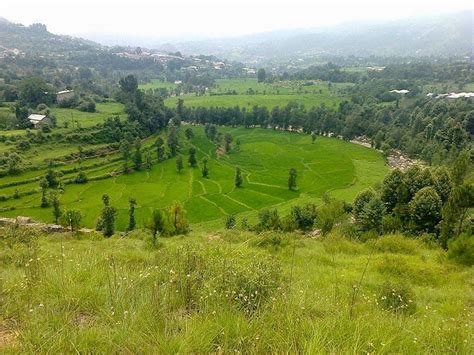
[41,224,67,233]
[308,229,322,237]
[15,216,32,224]
[0,217,15,226]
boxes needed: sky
[1,0,472,42]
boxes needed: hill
[0,19,99,55]
[169,11,473,63]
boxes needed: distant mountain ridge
[0,18,100,54]
[162,11,473,63]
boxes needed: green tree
[224,133,233,152]
[39,178,49,208]
[167,125,179,156]
[176,99,184,118]
[144,152,153,170]
[148,209,165,245]
[353,189,376,222]
[440,183,474,246]
[380,168,404,212]
[185,127,194,140]
[433,166,452,203]
[19,77,52,106]
[7,153,22,175]
[409,187,442,234]
[358,195,385,233]
[169,202,189,235]
[188,147,197,167]
[235,166,243,187]
[451,150,470,186]
[50,191,62,224]
[288,168,297,191]
[120,139,132,171]
[201,158,209,178]
[60,209,82,233]
[176,156,184,173]
[133,140,142,170]
[257,68,266,83]
[15,105,30,129]
[119,74,138,94]
[235,138,241,152]
[44,163,58,188]
[155,137,166,161]
[127,198,137,231]
[100,194,117,237]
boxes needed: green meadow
[149,78,350,109]
[165,93,342,110]
[0,229,471,353]
[53,102,125,128]
[139,79,178,91]
[0,126,388,230]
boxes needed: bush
[224,214,236,229]
[378,282,416,314]
[251,232,290,251]
[74,171,88,184]
[255,209,281,232]
[77,99,96,112]
[447,234,474,266]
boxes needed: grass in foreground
[0,228,472,353]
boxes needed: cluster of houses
[389,89,410,95]
[427,92,474,101]
[26,89,74,128]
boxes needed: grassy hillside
[0,228,471,352]
[0,126,388,230]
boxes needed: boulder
[15,216,32,224]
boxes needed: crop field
[0,126,388,230]
[162,78,350,109]
[139,79,178,91]
[53,102,125,128]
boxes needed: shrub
[251,232,290,250]
[224,214,236,229]
[77,99,96,112]
[378,282,416,314]
[447,234,474,266]
[255,209,281,232]
[74,171,88,184]
[316,199,346,235]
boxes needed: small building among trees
[28,114,50,128]
[56,89,74,103]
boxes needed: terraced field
[0,126,388,230]
[141,78,351,110]
[53,102,125,128]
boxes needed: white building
[56,89,75,103]
[28,114,50,128]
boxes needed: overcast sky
[1,0,472,41]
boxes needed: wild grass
[0,228,472,353]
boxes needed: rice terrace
[0,121,387,230]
